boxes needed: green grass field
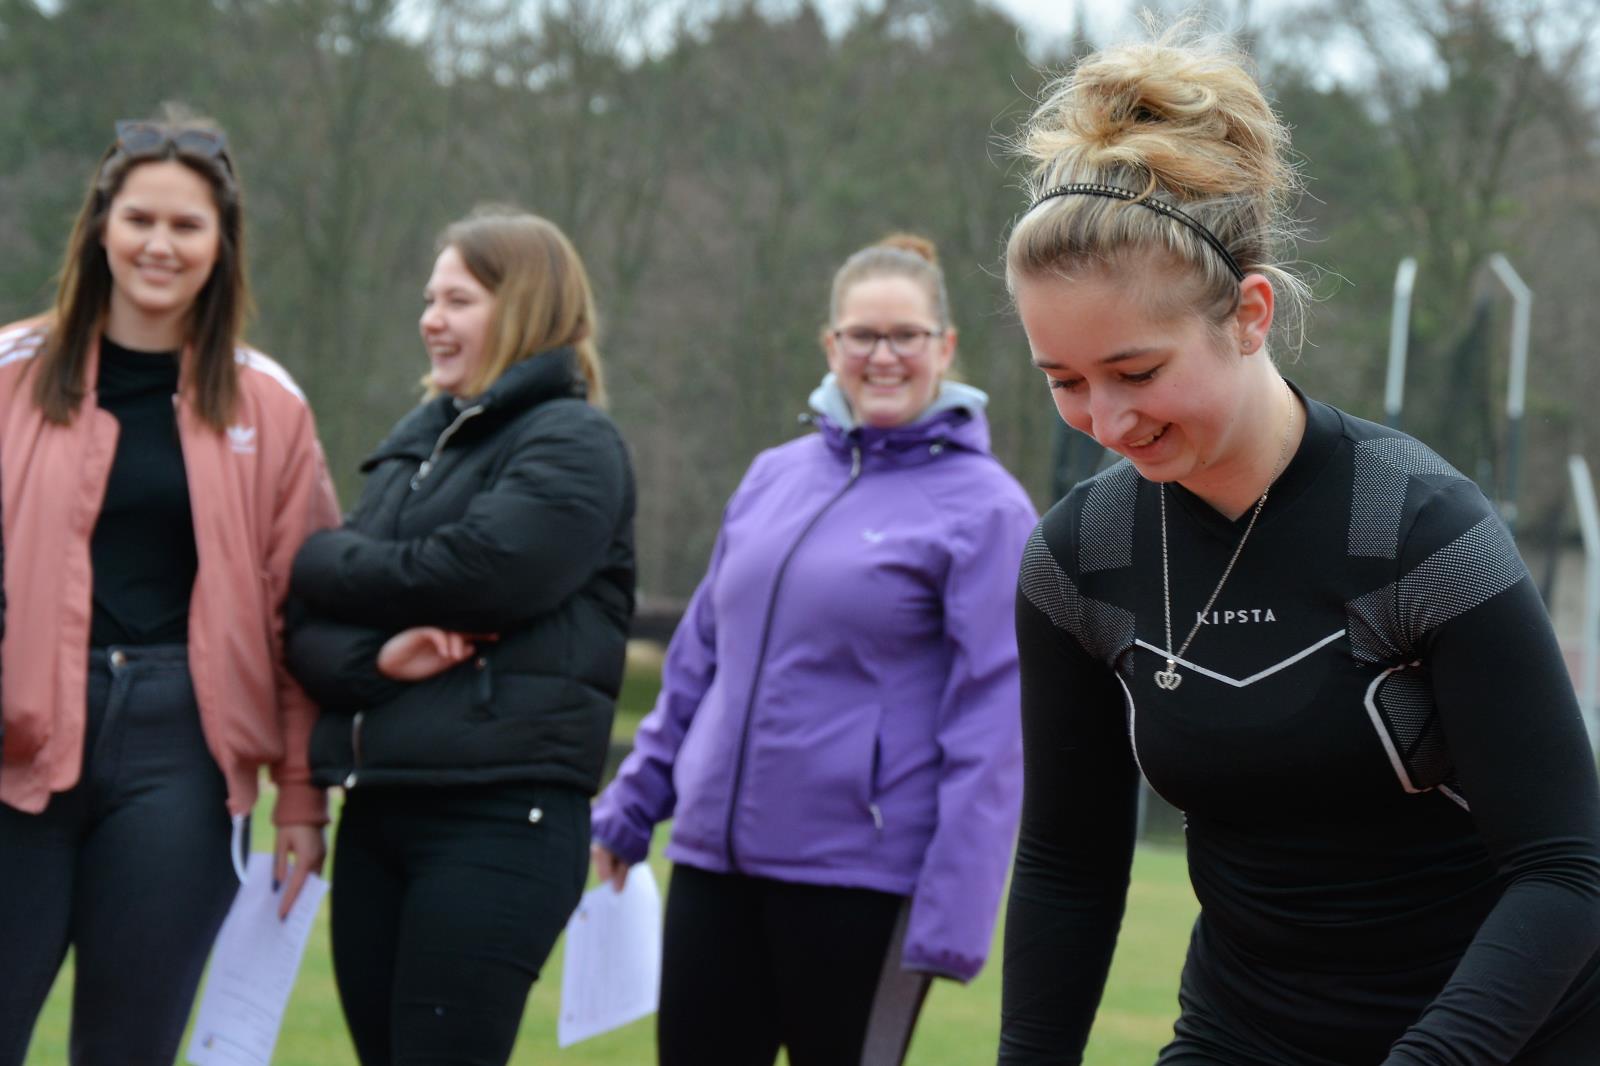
[28,837,1195,1065]
[28,661,1200,1064]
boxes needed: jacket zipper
[344,711,365,789]
[724,443,862,871]
[410,404,486,490]
[354,400,483,783]
[869,737,885,833]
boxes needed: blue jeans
[0,644,240,1066]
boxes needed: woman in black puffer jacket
[286,206,635,1066]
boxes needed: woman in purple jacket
[591,234,1037,1066]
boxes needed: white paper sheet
[186,851,329,1066]
[558,864,663,1047]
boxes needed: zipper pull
[475,655,493,704]
[347,711,365,789]
[409,460,433,491]
[850,445,862,479]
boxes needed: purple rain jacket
[592,377,1037,981]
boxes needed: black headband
[1027,182,1246,282]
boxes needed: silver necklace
[1154,388,1298,692]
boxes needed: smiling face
[1015,263,1281,510]
[824,274,956,429]
[101,160,221,349]
[420,245,495,398]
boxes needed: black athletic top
[89,337,197,647]
[1000,389,1600,1065]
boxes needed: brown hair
[1005,24,1309,347]
[827,232,952,330]
[36,105,249,429]
[435,207,606,406]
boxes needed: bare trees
[1278,0,1599,511]
[1,0,1597,596]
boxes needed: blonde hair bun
[1007,22,1310,351]
[876,232,939,266]
[1024,33,1292,207]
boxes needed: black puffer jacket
[286,348,635,794]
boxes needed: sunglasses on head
[113,120,231,170]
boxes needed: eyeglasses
[114,120,232,171]
[831,327,943,361]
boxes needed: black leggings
[658,864,932,1066]
[0,645,240,1066]
[330,780,589,1066]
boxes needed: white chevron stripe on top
[1131,629,1346,688]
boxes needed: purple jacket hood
[807,372,995,456]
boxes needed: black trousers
[330,780,589,1066]
[658,863,932,1066]
[0,645,240,1066]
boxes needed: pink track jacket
[0,318,339,826]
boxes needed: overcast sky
[391,0,1401,94]
[950,0,1335,52]
[814,0,1328,61]
[935,0,1360,86]
[984,0,1139,42]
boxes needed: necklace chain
[1155,386,1298,692]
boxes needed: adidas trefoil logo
[861,529,886,544]
[227,424,257,454]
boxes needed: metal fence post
[1384,257,1418,429]
[1487,255,1532,535]
[1567,455,1600,756]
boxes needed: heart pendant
[1154,668,1183,691]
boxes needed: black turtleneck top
[89,336,198,647]
[1000,388,1600,1065]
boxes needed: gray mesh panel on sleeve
[1078,463,1140,574]
[1396,516,1526,649]
[1347,583,1404,664]
[1349,512,1518,809]
[1349,438,1466,559]
[1348,516,1526,664]
[1021,530,1137,666]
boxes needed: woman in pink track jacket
[0,110,339,1066]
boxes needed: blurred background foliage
[0,0,1595,601]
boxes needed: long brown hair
[434,207,606,406]
[35,107,250,429]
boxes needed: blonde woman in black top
[998,27,1600,1066]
